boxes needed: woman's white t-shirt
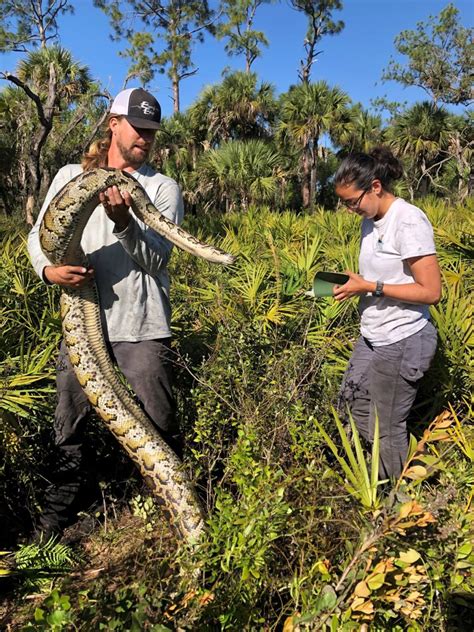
[358,198,436,346]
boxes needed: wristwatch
[374,280,384,297]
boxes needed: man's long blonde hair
[81,115,120,171]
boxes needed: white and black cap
[110,87,161,129]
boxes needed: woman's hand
[99,185,132,232]
[333,271,374,302]
[332,256,442,305]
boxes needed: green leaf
[458,542,473,558]
[367,572,385,591]
[399,549,421,564]
[34,608,46,622]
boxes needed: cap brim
[125,116,161,130]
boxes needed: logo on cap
[133,101,156,117]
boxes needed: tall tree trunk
[308,137,320,211]
[301,149,311,208]
[299,61,310,84]
[25,195,36,226]
[5,63,57,222]
[299,34,317,84]
[25,146,43,225]
[302,134,319,210]
[452,132,471,202]
[419,157,430,196]
[309,162,317,211]
[172,73,180,113]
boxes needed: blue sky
[1,0,472,118]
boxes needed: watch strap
[374,280,384,297]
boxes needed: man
[27,88,184,538]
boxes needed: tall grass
[1,200,473,630]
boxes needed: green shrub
[2,201,472,630]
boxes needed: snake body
[39,167,234,542]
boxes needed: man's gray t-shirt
[358,198,436,346]
[27,164,184,342]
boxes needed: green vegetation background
[0,2,473,629]
[1,195,472,630]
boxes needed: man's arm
[27,165,94,288]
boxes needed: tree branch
[1,72,48,128]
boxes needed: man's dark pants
[39,338,180,534]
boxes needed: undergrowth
[0,201,472,630]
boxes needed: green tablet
[312,272,350,297]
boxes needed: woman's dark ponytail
[335,146,403,191]
[369,146,404,184]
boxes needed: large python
[39,167,234,542]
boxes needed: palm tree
[189,71,277,146]
[195,139,282,212]
[158,109,211,170]
[386,101,451,198]
[153,111,208,208]
[16,47,91,100]
[278,81,351,210]
[3,46,93,223]
[332,104,384,154]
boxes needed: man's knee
[54,386,90,446]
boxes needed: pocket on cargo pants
[399,322,437,384]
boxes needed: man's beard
[117,140,151,169]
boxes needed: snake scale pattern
[39,167,235,542]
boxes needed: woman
[333,147,441,480]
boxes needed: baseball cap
[110,88,161,129]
